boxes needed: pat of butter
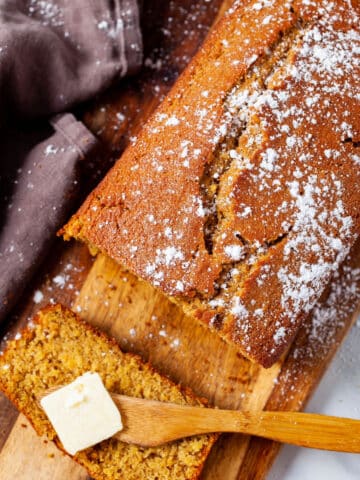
[40,372,123,455]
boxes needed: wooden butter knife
[111,394,360,451]
[39,390,360,452]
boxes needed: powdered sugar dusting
[198,1,359,360]
[278,174,353,320]
[288,256,360,372]
[78,0,360,363]
[273,326,286,344]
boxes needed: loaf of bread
[63,0,360,367]
[0,305,216,480]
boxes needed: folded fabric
[0,0,142,124]
[0,0,142,322]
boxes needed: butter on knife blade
[40,372,123,455]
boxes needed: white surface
[41,372,122,455]
[268,320,360,479]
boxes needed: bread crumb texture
[64,0,360,366]
[0,305,216,480]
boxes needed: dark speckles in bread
[63,0,360,367]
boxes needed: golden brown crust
[63,0,360,367]
[0,304,217,480]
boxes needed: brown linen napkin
[0,0,142,124]
[0,0,142,322]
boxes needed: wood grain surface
[1,1,360,479]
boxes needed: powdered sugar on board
[270,241,360,412]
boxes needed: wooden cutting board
[1,242,359,480]
[1,1,360,479]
